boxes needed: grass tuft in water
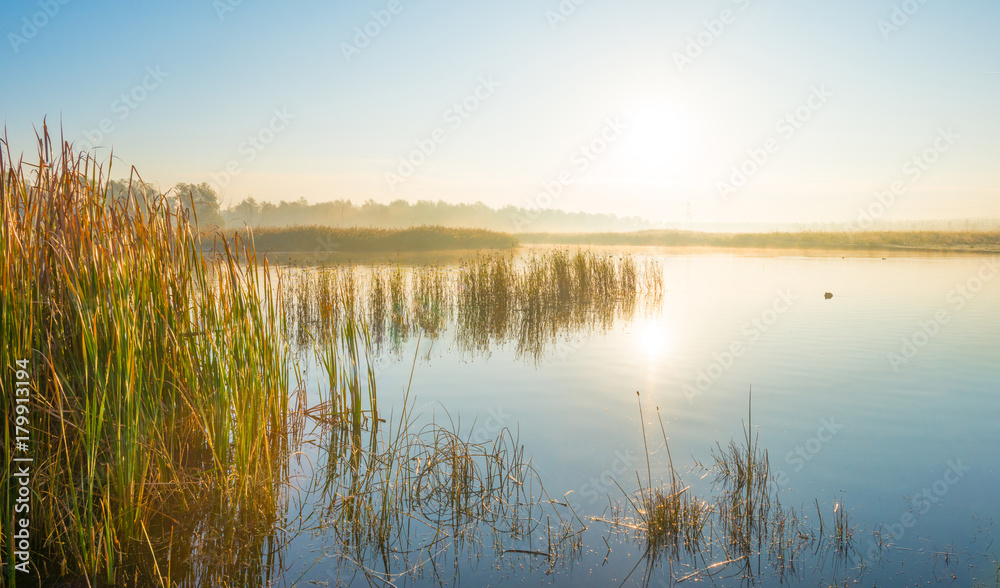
[631,394,708,562]
[606,388,864,586]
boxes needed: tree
[229,197,261,227]
[106,178,160,218]
[173,182,223,227]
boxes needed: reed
[312,291,379,429]
[1,126,290,583]
[277,249,663,361]
[630,395,708,562]
[831,497,855,555]
[1,127,674,586]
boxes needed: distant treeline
[109,178,998,235]
[520,230,1000,252]
[212,225,517,254]
[108,179,225,226]
[223,197,652,233]
[108,178,650,233]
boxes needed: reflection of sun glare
[639,321,672,358]
[620,106,691,176]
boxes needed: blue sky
[2,0,998,225]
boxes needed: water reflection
[281,249,664,362]
[76,251,998,587]
[302,419,583,583]
[100,424,294,587]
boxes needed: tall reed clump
[1,126,289,584]
[313,290,379,431]
[456,249,662,360]
[277,249,662,362]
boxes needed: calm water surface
[281,249,1000,587]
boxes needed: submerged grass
[291,332,584,586]
[607,390,859,587]
[307,417,582,584]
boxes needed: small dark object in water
[824,292,833,300]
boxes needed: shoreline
[200,226,1000,258]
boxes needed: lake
[218,248,1000,586]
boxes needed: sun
[618,105,692,178]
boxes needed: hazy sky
[2,0,998,225]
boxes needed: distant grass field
[215,225,518,254]
[210,225,1000,255]
[518,229,1000,253]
